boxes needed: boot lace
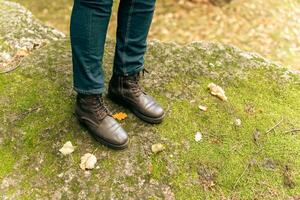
[128,69,149,97]
[93,95,112,120]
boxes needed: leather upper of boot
[108,71,164,119]
[75,94,128,146]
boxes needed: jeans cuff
[73,87,105,95]
[113,65,144,76]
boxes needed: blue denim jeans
[70,0,156,94]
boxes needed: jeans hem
[74,87,105,95]
[113,65,144,76]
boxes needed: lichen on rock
[0,0,64,72]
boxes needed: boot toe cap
[94,116,129,148]
[112,126,129,145]
[148,104,164,118]
[142,101,165,119]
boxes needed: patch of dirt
[283,165,296,189]
[197,163,218,191]
[262,158,276,170]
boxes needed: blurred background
[12,0,300,70]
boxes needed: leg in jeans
[70,0,113,94]
[113,0,156,75]
[71,0,129,149]
[108,0,165,124]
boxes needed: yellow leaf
[112,112,128,120]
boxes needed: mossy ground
[0,37,299,199]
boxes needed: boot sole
[74,113,129,150]
[107,91,165,124]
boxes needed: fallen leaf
[199,105,208,112]
[80,153,97,170]
[208,83,228,101]
[59,141,75,155]
[235,118,242,126]
[210,138,221,144]
[15,48,29,57]
[195,132,203,142]
[112,112,128,120]
[151,143,165,154]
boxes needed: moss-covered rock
[0,0,64,72]
[0,1,299,199]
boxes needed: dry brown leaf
[59,141,75,155]
[80,153,97,170]
[199,105,208,112]
[112,112,128,120]
[151,143,165,154]
[208,83,228,101]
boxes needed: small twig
[284,128,300,134]
[233,164,249,190]
[23,106,42,115]
[266,117,283,133]
[11,105,42,123]
[92,148,98,155]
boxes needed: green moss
[149,65,300,199]
[0,146,16,178]
[1,38,299,199]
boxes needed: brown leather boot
[108,70,165,124]
[75,94,129,149]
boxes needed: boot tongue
[126,74,144,97]
[94,96,112,120]
[79,94,110,120]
